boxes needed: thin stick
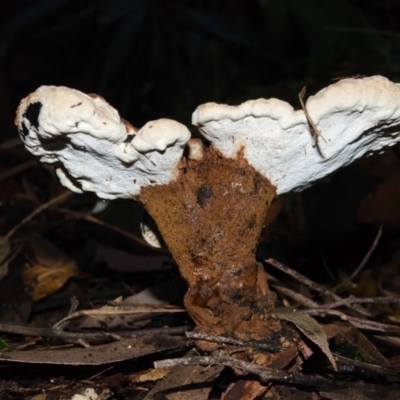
[58,208,160,249]
[320,251,339,283]
[299,86,326,158]
[54,296,80,331]
[266,258,342,299]
[265,258,372,317]
[85,366,114,382]
[154,353,382,391]
[303,309,400,334]
[185,332,281,352]
[270,281,319,308]
[333,225,383,291]
[307,295,400,311]
[5,191,72,240]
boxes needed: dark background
[1,0,399,135]
[1,0,400,278]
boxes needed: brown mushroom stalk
[139,148,279,340]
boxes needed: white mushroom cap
[192,76,400,194]
[186,138,205,161]
[16,86,191,199]
[132,119,190,153]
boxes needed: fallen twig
[307,295,400,311]
[333,225,382,291]
[58,208,160,249]
[320,251,340,283]
[5,191,72,240]
[269,278,319,308]
[303,309,400,334]
[185,331,282,352]
[154,351,393,392]
[265,258,372,317]
[299,86,326,157]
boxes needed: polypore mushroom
[15,76,400,344]
[193,76,400,195]
[16,86,190,200]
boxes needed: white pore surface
[16,86,191,199]
[192,76,400,194]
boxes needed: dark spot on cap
[20,121,30,138]
[124,134,134,143]
[197,185,213,208]
[70,102,82,108]
[23,102,42,130]
[252,174,261,194]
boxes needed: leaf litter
[1,152,400,399]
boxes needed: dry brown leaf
[222,380,267,400]
[276,308,337,371]
[324,322,353,340]
[131,367,171,383]
[22,263,78,301]
[53,299,185,329]
[0,334,185,365]
[28,394,48,400]
[145,350,223,400]
[252,346,298,370]
[325,321,389,367]
[21,238,78,301]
